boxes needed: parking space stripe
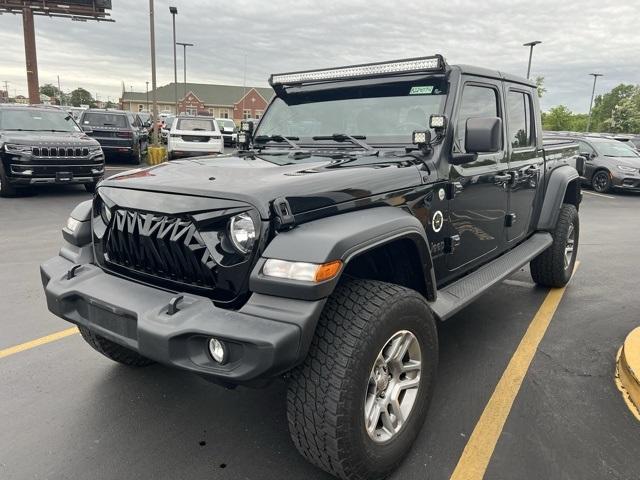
[0,327,78,359]
[449,263,579,480]
[583,191,615,199]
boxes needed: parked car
[42,55,582,480]
[552,134,640,193]
[166,116,223,159]
[67,107,86,120]
[0,104,104,196]
[216,118,238,147]
[160,115,175,143]
[78,109,148,164]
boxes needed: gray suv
[554,135,640,193]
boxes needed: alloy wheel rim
[364,330,422,443]
[594,173,608,192]
[564,224,575,269]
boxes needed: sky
[0,0,638,113]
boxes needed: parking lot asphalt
[1,170,639,480]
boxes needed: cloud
[0,0,638,112]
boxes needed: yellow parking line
[450,263,579,480]
[0,327,79,359]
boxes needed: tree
[606,87,640,133]
[589,84,636,132]
[535,76,546,98]
[69,88,94,107]
[542,105,574,131]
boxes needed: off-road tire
[530,203,579,287]
[287,278,438,480]
[79,326,155,367]
[0,163,20,197]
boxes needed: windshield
[256,79,447,145]
[0,108,81,132]
[81,112,128,128]
[176,118,216,131]
[592,139,639,158]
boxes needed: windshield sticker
[410,86,434,95]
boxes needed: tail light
[116,131,133,138]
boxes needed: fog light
[208,338,228,364]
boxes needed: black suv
[550,134,640,193]
[78,109,148,164]
[0,104,104,197]
[42,56,582,480]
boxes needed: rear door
[504,87,543,243]
[446,79,508,272]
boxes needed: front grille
[32,146,89,157]
[104,210,217,289]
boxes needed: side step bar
[430,232,553,321]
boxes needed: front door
[446,80,508,273]
[504,88,544,243]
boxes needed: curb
[615,327,640,421]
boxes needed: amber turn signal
[314,260,343,282]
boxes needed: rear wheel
[592,170,611,193]
[530,203,579,287]
[79,326,155,367]
[131,143,143,165]
[287,278,438,480]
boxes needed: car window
[455,84,499,153]
[590,139,640,158]
[577,140,595,155]
[507,91,534,148]
[176,118,216,131]
[82,113,128,128]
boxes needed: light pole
[176,42,194,102]
[145,81,149,112]
[149,0,159,145]
[586,73,604,133]
[169,6,178,114]
[523,40,542,79]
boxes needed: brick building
[120,82,274,123]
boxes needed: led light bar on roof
[269,55,445,86]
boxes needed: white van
[167,116,223,159]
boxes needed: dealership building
[120,82,274,122]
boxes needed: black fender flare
[537,165,580,231]
[249,207,436,301]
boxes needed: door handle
[493,173,512,182]
[526,165,541,173]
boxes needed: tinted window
[507,91,533,148]
[456,85,499,152]
[590,139,640,158]
[0,108,81,132]
[176,118,216,131]
[82,113,128,128]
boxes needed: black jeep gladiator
[0,104,104,197]
[41,56,582,480]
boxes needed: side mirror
[81,125,93,134]
[465,117,502,153]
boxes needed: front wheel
[530,203,579,287]
[0,163,20,197]
[287,278,438,480]
[592,170,611,193]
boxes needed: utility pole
[149,0,159,145]
[523,40,542,79]
[176,42,194,102]
[170,6,178,114]
[57,75,62,105]
[2,81,9,101]
[586,73,604,133]
[22,8,41,104]
[146,81,149,112]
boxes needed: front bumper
[41,244,325,383]
[612,175,640,191]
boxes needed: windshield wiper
[312,133,377,152]
[254,134,303,150]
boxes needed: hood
[100,152,422,219]
[0,130,99,147]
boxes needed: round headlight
[229,212,256,254]
[100,201,112,225]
